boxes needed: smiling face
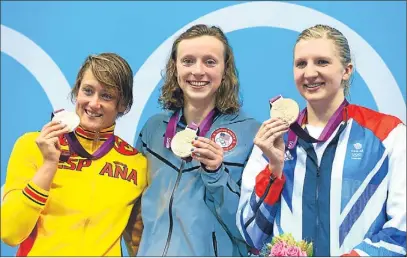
[75,68,124,131]
[293,37,352,106]
[175,35,225,109]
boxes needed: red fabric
[347,105,402,141]
[16,226,37,256]
[250,247,260,255]
[24,186,47,204]
[255,165,286,205]
[341,250,360,257]
[75,126,113,140]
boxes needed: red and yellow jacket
[1,125,147,256]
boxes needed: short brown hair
[70,53,133,116]
[159,24,241,114]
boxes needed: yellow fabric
[1,128,147,256]
[75,124,115,152]
[123,198,143,256]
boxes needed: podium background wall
[1,1,406,256]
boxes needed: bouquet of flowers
[259,233,313,256]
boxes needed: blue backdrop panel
[1,1,405,256]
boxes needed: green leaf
[306,242,313,256]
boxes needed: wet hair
[70,53,133,116]
[295,24,353,96]
[159,24,241,114]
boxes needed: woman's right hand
[253,118,290,178]
[35,121,70,165]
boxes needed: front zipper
[83,167,95,250]
[210,202,245,256]
[212,232,218,256]
[315,166,320,255]
[305,124,345,256]
[162,160,185,256]
[92,131,100,152]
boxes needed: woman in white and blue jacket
[133,24,260,256]
[237,24,406,256]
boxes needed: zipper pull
[212,232,218,256]
[92,131,100,151]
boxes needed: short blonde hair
[296,24,353,96]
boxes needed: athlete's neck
[306,95,345,127]
[183,100,215,126]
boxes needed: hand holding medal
[190,136,224,171]
[254,96,300,176]
[35,109,79,164]
[166,110,223,171]
[171,122,223,171]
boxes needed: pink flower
[270,241,289,256]
[262,234,312,257]
[286,246,307,256]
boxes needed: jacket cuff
[341,250,360,257]
[254,165,285,205]
[200,164,226,183]
[22,181,49,207]
[201,162,222,173]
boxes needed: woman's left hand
[191,136,224,171]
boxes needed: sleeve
[123,197,143,256]
[135,116,153,156]
[201,162,253,255]
[236,145,286,250]
[1,133,49,246]
[135,120,152,188]
[344,124,406,256]
[199,131,257,254]
[135,132,145,156]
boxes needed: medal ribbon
[51,110,115,161]
[63,132,115,160]
[286,99,348,149]
[164,109,216,148]
[269,96,348,149]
